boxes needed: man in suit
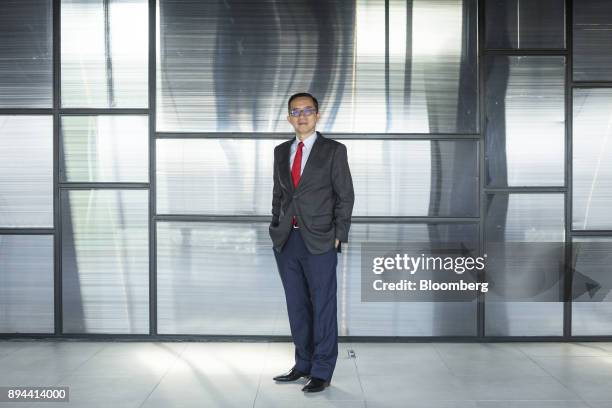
[269,92,354,393]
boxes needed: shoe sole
[273,375,310,382]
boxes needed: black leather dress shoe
[273,367,310,382]
[301,377,330,393]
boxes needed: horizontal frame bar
[154,215,480,223]
[59,183,149,189]
[1,334,612,342]
[60,108,149,115]
[484,49,568,55]
[156,132,482,140]
[573,82,612,88]
[0,229,55,235]
[571,230,612,237]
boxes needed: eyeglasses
[289,107,317,117]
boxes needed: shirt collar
[294,131,317,150]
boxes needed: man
[269,92,354,393]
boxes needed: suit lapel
[280,139,295,193]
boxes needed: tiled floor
[1,341,612,407]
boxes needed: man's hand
[335,239,340,249]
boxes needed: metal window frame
[3,0,612,342]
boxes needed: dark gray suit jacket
[269,132,355,255]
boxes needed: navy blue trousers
[273,228,338,382]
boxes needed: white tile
[36,374,160,408]
[515,343,610,357]
[367,401,478,408]
[141,373,258,408]
[69,353,174,379]
[457,376,581,401]
[360,372,474,403]
[476,402,591,408]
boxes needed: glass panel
[386,0,479,133]
[350,139,478,217]
[61,0,148,108]
[61,115,149,182]
[156,138,478,217]
[0,0,52,108]
[0,235,54,333]
[156,139,276,216]
[573,89,612,230]
[485,193,565,336]
[157,222,287,335]
[61,189,149,334]
[485,56,565,187]
[0,116,53,228]
[157,221,478,336]
[342,222,479,336]
[572,237,612,335]
[574,0,612,81]
[485,0,565,49]
[157,0,477,133]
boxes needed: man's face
[287,96,320,138]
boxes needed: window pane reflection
[572,237,612,336]
[485,193,565,336]
[61,0,148,108]
[574,0,612,81]
[156,221,478,336]
[0,0,53,108]
[573,89,612,230]
[485,0,565,49]
[0,235,54,333]
[61,189,149,334]
[0,116,53,228]
[157,0,477,133]
[61,115,149,182]
[485,56,565,187]
[156,138,478,217]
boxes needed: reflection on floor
[1,340,612,407]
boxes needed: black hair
[287,92,319,113]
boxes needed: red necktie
[291,141,304,226]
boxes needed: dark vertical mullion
[564,0,573,339]
[477,0,486,339]
[384,0,390,132]
[53,0,62,335]
[103,0,115,107]
[148,0,157,335]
